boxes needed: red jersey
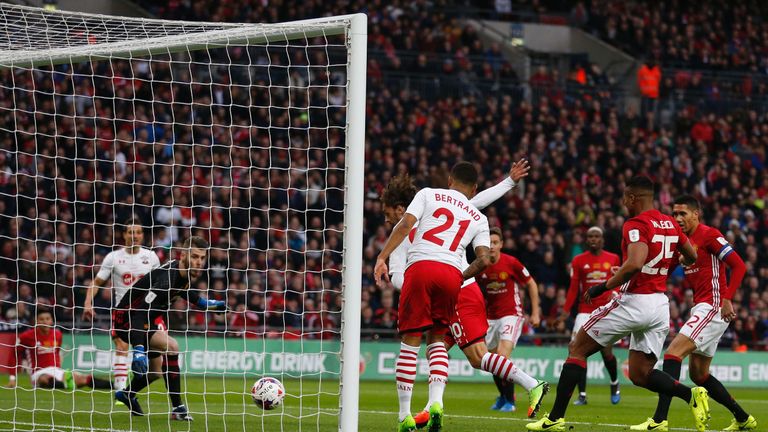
[621,209,688,294]
[566,250,621,314]
[17,327,63,372]
[477,253,532,319]
[684,224,736,307]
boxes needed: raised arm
[470,159,529,210]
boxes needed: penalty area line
[0,420,132,432]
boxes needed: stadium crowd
[0,0,766,352]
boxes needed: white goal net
[0,4,365,431]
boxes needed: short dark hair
[381,174,418,208]
[490,227,503,238]
[625,175,654,195]
[183,236,209,250]
[450,161,478,186]
[674,194,700,211]
[123,216,142,227]
[36,307,52,318]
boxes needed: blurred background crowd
[0,0,766,350]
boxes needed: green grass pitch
[0,375,764,431]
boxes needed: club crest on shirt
[499,272,509,280]
[603,262,611,270]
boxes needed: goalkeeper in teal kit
[113,236,226,420]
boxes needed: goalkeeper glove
[132,345,148,375]
[197,297,227,311]
[587,282,609,299]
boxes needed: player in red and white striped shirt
[630,195,756,431]
[9,309,111,390]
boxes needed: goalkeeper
[113,236,226,421]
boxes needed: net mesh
[0,4,357,431]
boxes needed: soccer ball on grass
[251,377,285,410]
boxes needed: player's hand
[721,299,736,322]
[610,266,620,275]
[132,346,148,375]
[555,311,569,324]
[584,282,607,304]
[508,158,530,183]
[374,258,390,287]
[530,311,541,328]
[81,304,95,321]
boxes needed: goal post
[0,3,365,431]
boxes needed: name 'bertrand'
[434,193,482,221]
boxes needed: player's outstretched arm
[470,158,530,210]
[374,213,417,287]
[195,296,227,311]
[81,277,107,321]
[585,242,648,303]
[462,245,491,280]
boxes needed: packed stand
[0,1,765,351]
[0,38,348,340]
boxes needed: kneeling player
[11,308,111,391]
[113,236,226,421]
[630,196,756,431]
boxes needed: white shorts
[679,303,728,357]
[571,313,591,341]
[582,293,669,359]
[486,315,524,351]
[30,367,65,386]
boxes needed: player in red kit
[479,227,541,412]
[528,176,710,432]
[559,226,621,406]
[631,195,756,431]
[10,309,111,390]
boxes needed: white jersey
[95,247,161,305]
[389,177,515,289]
[405,188,490,272]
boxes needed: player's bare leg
[628,348,710,432]
[396,332,420,432]
[463,341,548,418]
[33,374,70,390]
[490,340,517,412]
[575,344,618,406]
[600,345,621,404]
[112,337,130,391]
[528,328,602,430]
[688,353,755,431]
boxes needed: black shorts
[112,310,167,347]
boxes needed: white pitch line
[0,420,132,432]
[356,409,722,432]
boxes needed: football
[251,377,285,410]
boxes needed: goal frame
[0,6,366,432]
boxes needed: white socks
[424,342,448,410]
[396,343,420,421]
[480,352,537,391]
